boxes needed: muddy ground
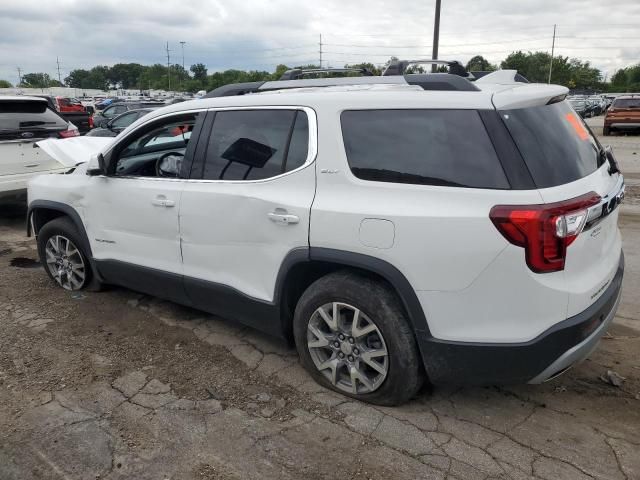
[1,120,639,480]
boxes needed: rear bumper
[417,251,624,385]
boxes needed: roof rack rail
[382,59,471,78]
[279,67,375,80]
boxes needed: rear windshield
[500,101,601,188]
[612,98,640,108]
[341,109,509,189]
[0,101,67,131]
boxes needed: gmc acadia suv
[27,71,625,405]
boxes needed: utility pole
[56,57,62,85]
[165,41,171,92]
[431,0,441,72]
[319,34,323,68]
[180,41,186,91]
[548,24,556,84]
[17,67,22,86]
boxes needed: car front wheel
[293,271,424,406]
[37,217,93,291]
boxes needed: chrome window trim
[106,106,317,184]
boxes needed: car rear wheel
[37,217,94,291]
[293,271,424,406]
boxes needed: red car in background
[55,96,85,113]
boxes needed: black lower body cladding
[418,252,624,385]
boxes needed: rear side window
[0,101,67,131]
[501,101,600,188]
[202,109,309,181]
[341,110,509,189]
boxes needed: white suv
[1,96,79,203]
[27,71,625,405]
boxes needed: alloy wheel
[306,302,388,395]
[44,235,86,291]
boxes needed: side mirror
[87,153,106,176]
[99,120,110,129]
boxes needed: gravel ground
[1,121,639,480]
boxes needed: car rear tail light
[490,192,601,273]
[58,128,79,138]
[88,115,94,129]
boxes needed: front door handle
[151,196,175,208]
[268,210,299,225]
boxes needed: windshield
[501,101,602,188]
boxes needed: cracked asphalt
[1,121,639,480]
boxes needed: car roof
[138,75,568,125]
[0,95,48,103]
[615,94,640,99]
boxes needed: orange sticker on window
[565,113,590,141]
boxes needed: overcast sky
[1,0,638,85]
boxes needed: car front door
[179,107,316,329]
[83,110,206,301]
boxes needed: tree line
[1,53,638,93]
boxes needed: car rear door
[179,107,316,319]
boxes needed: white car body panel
[181,164,316,301]
[83,176,185,274]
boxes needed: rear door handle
[24,163,41,168]
[268,210,299,225]
[151,196,175,207]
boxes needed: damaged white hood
[36,137,114,168]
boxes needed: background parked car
[32,95,93,134]
[0,96,77,203]
[603,94,640,135]
[86,107,158,137]
[91,101,164,128]
[568,97,588,117]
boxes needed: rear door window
[201,109,309,181]
[341,109,509,189]
[501,101,601,188]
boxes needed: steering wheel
[155,151,185,177]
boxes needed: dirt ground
[1,119,639,480]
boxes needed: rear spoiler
[475,70,528,84]
[491,84,569,110]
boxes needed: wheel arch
[275,247,431,340]
[27,201,97,274]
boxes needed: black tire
[603,126,610,136]
[37,216,101,291]
[293,271,424,406]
